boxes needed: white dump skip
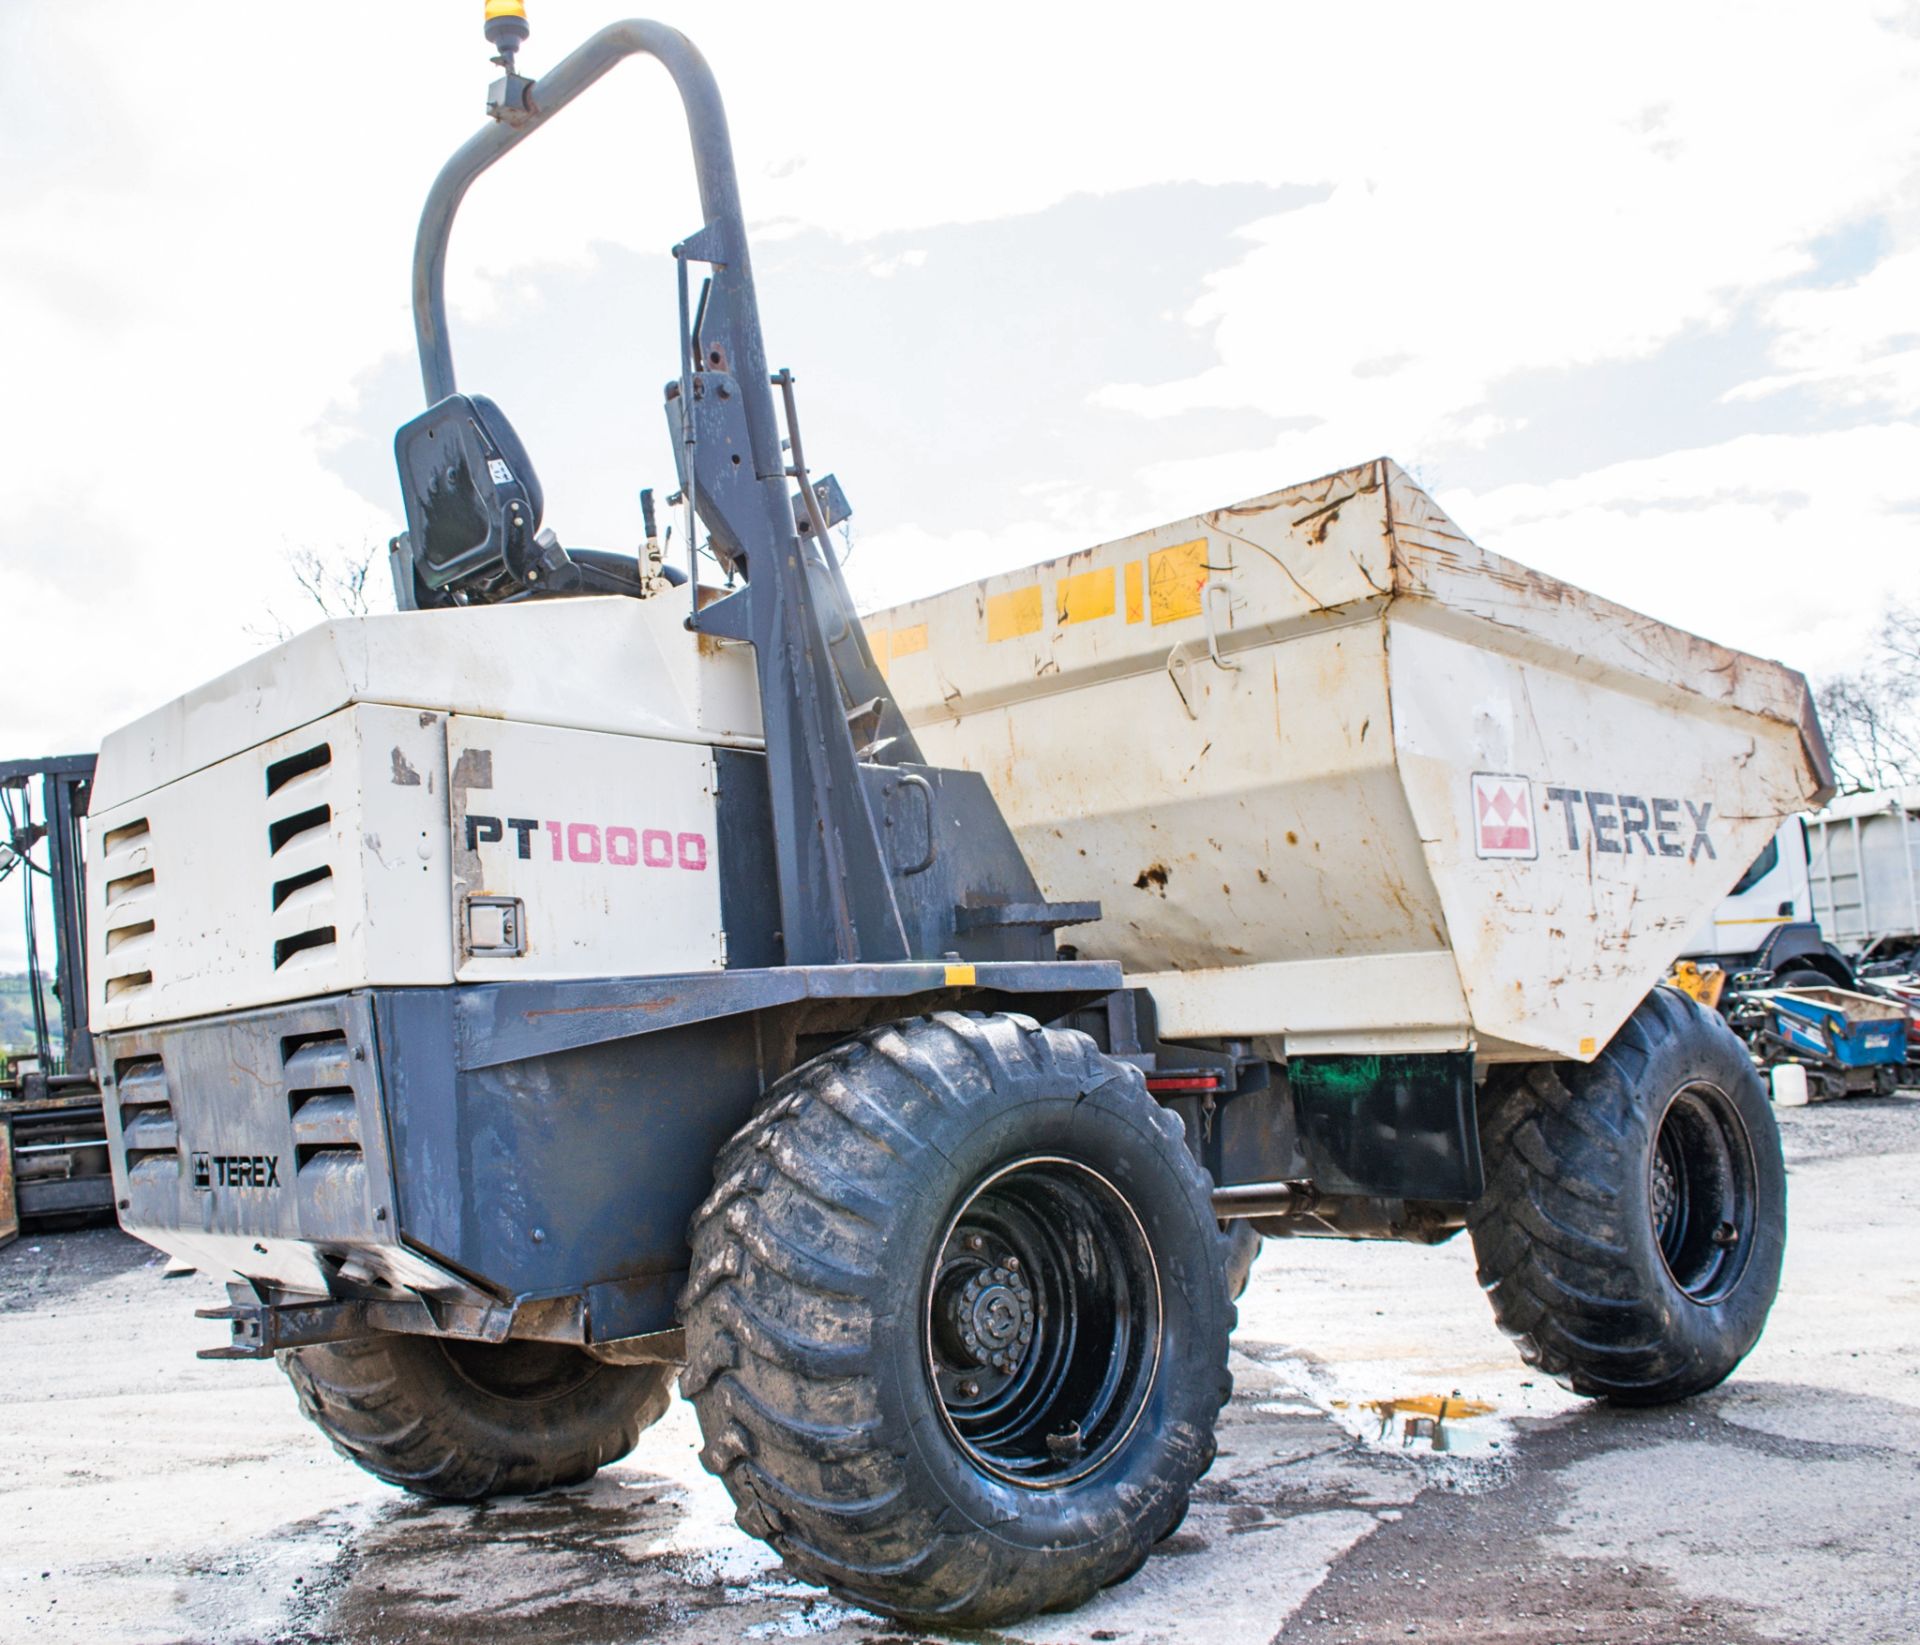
[870,459,1834,1061]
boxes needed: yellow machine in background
[1666,960,1729,1010]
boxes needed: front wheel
[680,1012,1233,1628]
[281,1335,674,1500]
[1469,987,1786,1405]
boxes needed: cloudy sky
[3,1,1917,966]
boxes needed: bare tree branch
[1816,604,1920,793]
[249,540,388,644]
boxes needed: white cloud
[1435,425,1920,678]
[1088,6,1920,475]
[1732,246,1920,414]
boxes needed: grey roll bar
[401,19,919,968]
[410,21,780,481]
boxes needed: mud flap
[1291,1051,1483,1202]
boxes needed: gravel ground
[1,1092,1915,1645]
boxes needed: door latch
[464,895,526,957]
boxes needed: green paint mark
[1292,1055,1383,1095]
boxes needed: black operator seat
[392,394,681,603]
[394,392,546,594]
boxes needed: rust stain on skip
[1207,508,1328,612]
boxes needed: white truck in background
[1807,787,1920,974]
[1677,816,1857,994]
[1675,787,1920,999]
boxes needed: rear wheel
[1468,987,1785,1405]
[281,1334,673,1500]
[680,1011,1232,1628]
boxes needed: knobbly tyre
[88,9,1831,1629]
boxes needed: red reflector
[1145,1075,1222,1092]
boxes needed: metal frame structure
[1,754,96,1080]
[1,753,111,1223]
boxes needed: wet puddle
[1231,1335,1583,1483]
[1348,1392,1498,1450]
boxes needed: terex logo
[465,813,709,871]
[1546,788,1717,862]
[191,1152,281,1191]
[1471,776,1718,864]
[1473,774,1537,859]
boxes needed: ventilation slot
[269,805,331,855]
[272,863,333,911]
[105,868,155,908]
[106,920,154,952]
[117,1056,169,1106]
[291,1091,359,1144]
[102,818,151,854]
[273,926,336,969]
[122,1105,179,1166]
[268,808,335,969]
[265,743,336,980]
[98,823,159,1001]
[116,1057,179,1180]
[284,1030,351,1084]
[285,1031,363,1176]
[266,742,332,797]
[293,1108,361,1170]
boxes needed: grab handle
[890,773,938,875]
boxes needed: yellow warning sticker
[1578,1036,1597,1058]
[986,585,1043,642]
[944,963,977,987]
[1056,567,1116,626]
[1124,560,1144,623]
[1149,539,1210,625]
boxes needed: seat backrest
[393,393,544,592]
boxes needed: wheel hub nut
[955,1263,1035,1373]
[1651,1157,1677,1234]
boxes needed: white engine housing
[87,595,762,1032]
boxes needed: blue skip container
[1767,987,1909,1068]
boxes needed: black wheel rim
[440,1339,601,1402]
[1648,1083,1757,1305]
[924,1155,1162,1488]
